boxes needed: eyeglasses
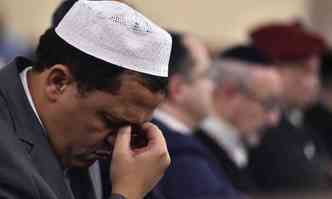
[241,89,282,113]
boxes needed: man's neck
[158,102,198,129]
[202,115,248,168]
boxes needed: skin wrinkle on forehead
[112,74,164,123]
[87,72,163,124]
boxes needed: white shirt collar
[153,109,192,135]
[20,67,103,199]
[89,161,102,199]
[20,67,45,128]
[201,115,248,168]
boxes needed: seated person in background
[305,50,332,170]
[153,31,243,199]
[195,58,282,193]
[248,21,331,192]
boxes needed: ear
[45,64,74,102]
[167,74,187,102]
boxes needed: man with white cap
[0,1,172,199]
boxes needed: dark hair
[320,50,332,89]
[35,28,167,94]
[168,31,195,81]
[220,44,271,65]
[51,0,78,27]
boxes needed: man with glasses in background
[195,57,283,194]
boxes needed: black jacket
[195,128,258,193]
[248,115,330,192]
[304,103,332,157]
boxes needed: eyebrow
[104,113,130,125]
[104,112,149,127]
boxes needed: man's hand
[110,123,171,199]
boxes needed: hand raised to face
[110,123,170,199]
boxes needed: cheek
[77,119,111,146]
[244,104,265,125]
[293,72,318,91]
[200,80,213,95]
[292,76,319,103]
[192,81,213,105]
[303,76,319,92]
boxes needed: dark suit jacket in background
[195,129,258,193]
[304,103,332,158]
[152,119,243,199]
[248,115,330,192]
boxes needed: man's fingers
[140,123,170,166]
[112,126,132,156]
[141,122,166,147]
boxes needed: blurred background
[2,0,332,51]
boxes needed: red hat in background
[250,22,328,63]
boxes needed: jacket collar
[0,57,74,199]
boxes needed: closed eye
[99,112,129,130]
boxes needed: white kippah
[55,0,172,77]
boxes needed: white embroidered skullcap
[55,0,172,77]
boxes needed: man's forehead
[98,77,163,125]
[117,74,164,106]
[277,55,320,72]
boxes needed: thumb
[112,126,132,156]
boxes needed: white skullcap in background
[55,0,172,77]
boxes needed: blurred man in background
[305,50,332,165]
[153,31,242,199]
[195,58,282,193]
[248,22,331,192]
